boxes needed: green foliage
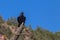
[7,17,18,26]
[0,16,4,25]
[32,26,59,40]
[0,16,60,40]
[0,26,12,39]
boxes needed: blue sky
[0,0,60,32]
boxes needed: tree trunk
[10,23,24,40]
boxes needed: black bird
[17,12,26,27]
